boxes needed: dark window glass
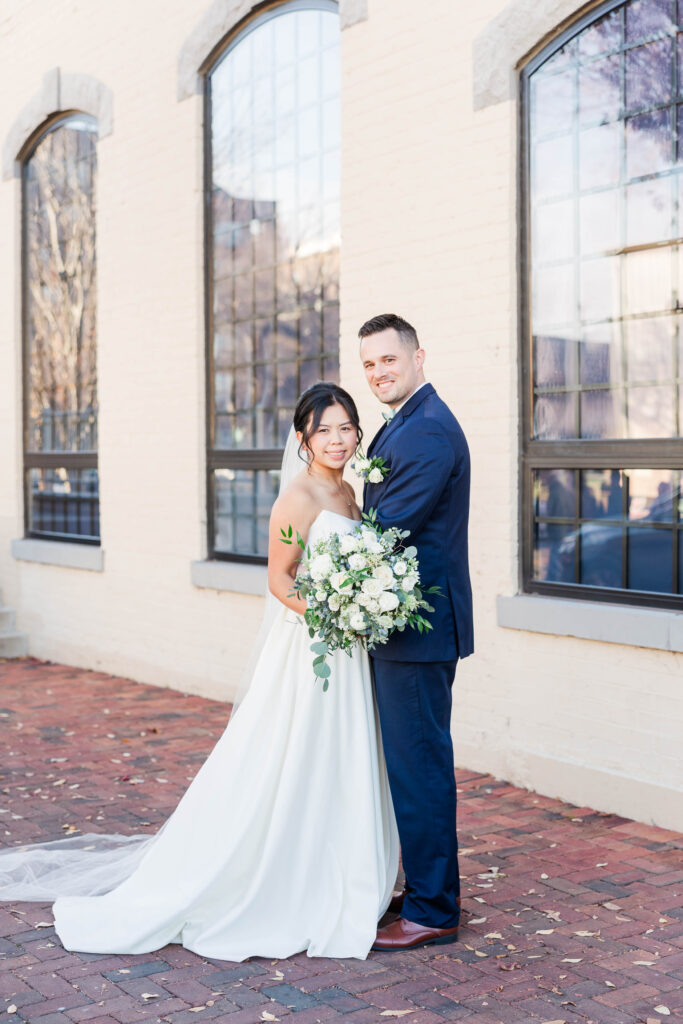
[207,2,340,560]
[23,116,99,543]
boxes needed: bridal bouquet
[281,509,439,689]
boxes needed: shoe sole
[371,931,458,952]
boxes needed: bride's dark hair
[293,382,363,464]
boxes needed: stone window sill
[497,594,683,653]
[190,560,267,596]
[11,538,104,572]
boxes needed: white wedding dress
[0,509,399,961]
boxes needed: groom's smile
[360,326,426,409]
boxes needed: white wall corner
[2,68,113,181]
[339,0,368,30]
[472,0,595,111]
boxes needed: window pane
[25,118,98,463]
[210,5,340,450]
[628,528,673,591]
[213,468,281,558]
[533,520,576,581]
[209,4,340,558]
[27,467,99,542]
[530,468,683,600]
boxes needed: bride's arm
[267,490,315,614]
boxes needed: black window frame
[20,111,100,547]
[520,0,683,610]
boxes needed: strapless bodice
[307,508,362,548]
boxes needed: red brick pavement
[0,657,682,1024]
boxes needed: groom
[359,313,474,951]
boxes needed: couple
[0,313,473,961]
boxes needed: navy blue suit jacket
[363,383,474,662]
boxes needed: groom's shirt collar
[390,380,429,417]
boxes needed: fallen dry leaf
[141,994,160,1000]
[271,970,284,980]
[188,1009,206,1014]
[260,1013,279,1022]
[7,1006,17,1015]
[34,922,52,928]
[574,930,598,937]
[605,981,615,988]
[654,1007,671,1016]
[469,916,487,924]
[602,901,621,911]
[536,929,554,935]
[562,958,582,963]
[485,932,503,939]
[540,1020,565,1024]
[633,960,656,966]
[379,1013,414,1018]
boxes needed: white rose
[402,574,418,592]
[309,553,334,580]
[361,577,384,599]
[346,602,361,618]
[348,553,367,571]
[372,564,394,588]
[328,593,341,611]
[330,571,349,593]
[315,588,326,601]
[339,534,359,555]
[393,560,407,576]
[354,457,370,473]
[368,467,384,484]
[349,613,367,631]
[378,590,400,612]
[366,598,380,614]
[360,530,382,554]
[378,614,393,628]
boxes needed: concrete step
[0,632,29,658]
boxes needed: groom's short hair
[358,313,419,350]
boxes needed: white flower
[378,614,393,628]
[353,457,370,473]
[405,594,418,611]
[349,613,366,631]
[361,577,384,599]
[315,588,326,601]
[348,553,367,571]
[393,560,407,576]
[402,574,418,591]
[328,593,341,611]
[360,529,382,554]
[372,564,394,588]
[368,467,384,484]
[339,533,359,555]
[346,602,361,618]
[329,571,349,593]
[378,590,400,612]
[309,553,334,580]
[366,598,380,614]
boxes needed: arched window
[22,114,99,544]
[205,0,340,562]
[522,0,683,607]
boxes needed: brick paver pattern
[0,658,682,1024]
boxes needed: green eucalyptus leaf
[311,640,328,654]
[314,661,331,679]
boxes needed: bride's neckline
[314,508,362,525]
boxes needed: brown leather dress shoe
[387,888,406,915]
[372,916,459,951]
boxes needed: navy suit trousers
[372,657,460,929]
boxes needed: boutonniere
[352,450,390,485]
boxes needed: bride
[0,382,399,961]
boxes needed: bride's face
[298,402,358,470]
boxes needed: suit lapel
[370,383,435,462]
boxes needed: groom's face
[360,328,425,408]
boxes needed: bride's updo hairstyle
[293,382,363,465]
